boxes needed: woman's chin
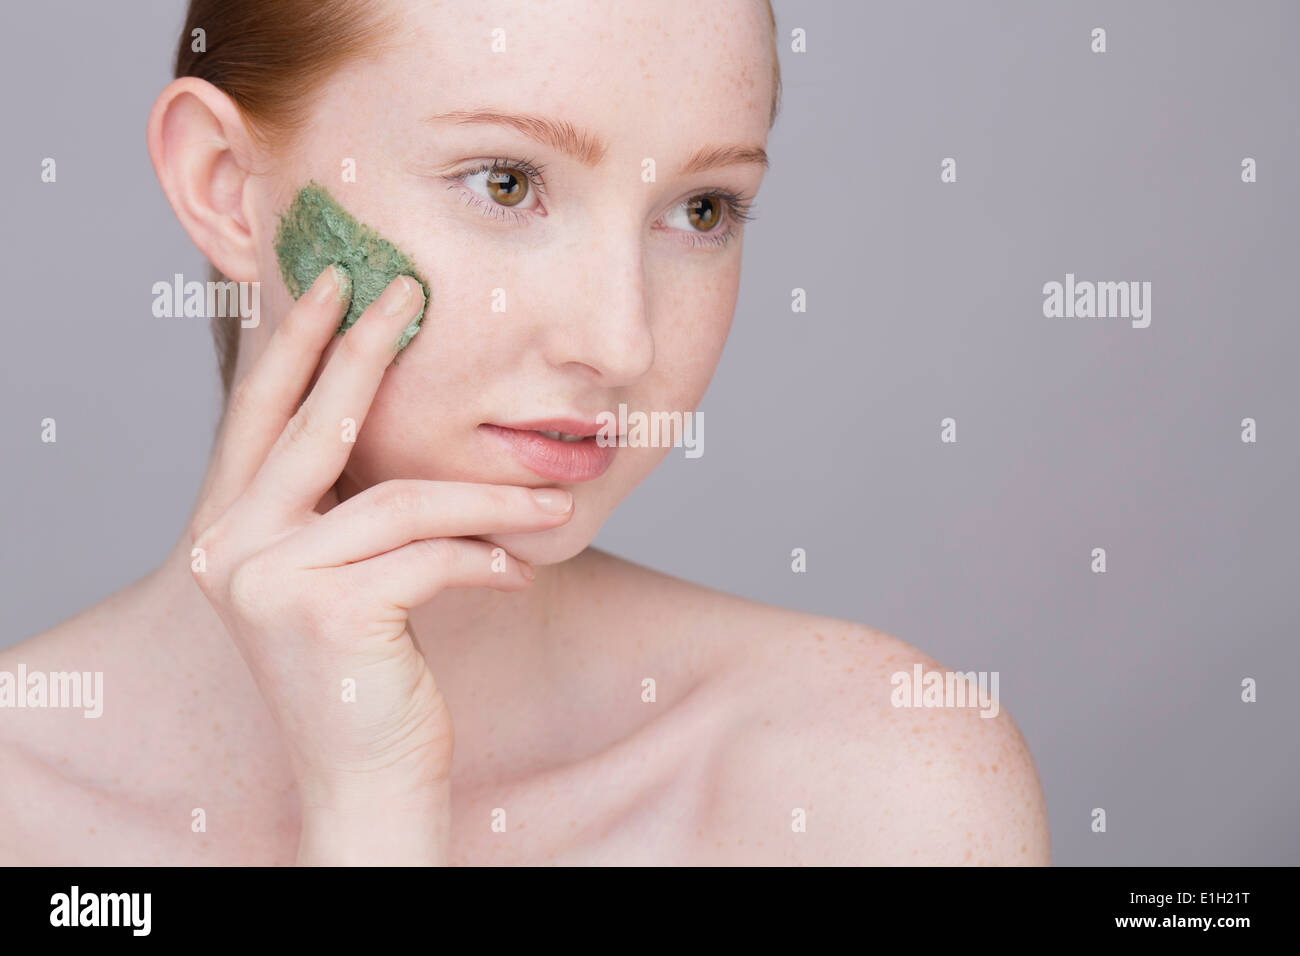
[482,524,596,567]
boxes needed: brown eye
[486,167,529,206]
[686,195,722,231]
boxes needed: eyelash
[445,156,757,248]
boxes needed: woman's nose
[539,228,656,387]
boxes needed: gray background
[2,0,1296,865]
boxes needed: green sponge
[274,181,429,349]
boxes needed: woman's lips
[479,423,618,483]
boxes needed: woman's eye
[659,192,755,247]
[666,195,725,233]
[479,166,533,207]
[453,161,545,218]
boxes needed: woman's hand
[185,266,573,865]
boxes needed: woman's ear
[146,77,261,282]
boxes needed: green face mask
[274,181,430,350]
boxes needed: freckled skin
[0,0,1049,865]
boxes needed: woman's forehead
[363,0,777,135]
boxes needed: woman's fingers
[336,535,536,611]
[277,480,573,569]
[195,265,351,528]
[245,275,425,520]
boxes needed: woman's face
[245,0,775,564]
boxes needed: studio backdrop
[1,0,1296,865]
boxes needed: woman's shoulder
[0,575,189,864]
[577,548,1052,865]
[0,619,98,864]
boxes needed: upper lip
[483,417,613,438]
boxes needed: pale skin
[0,0,1049,865]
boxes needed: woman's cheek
[659,261,740,391]
[340,368,464,486]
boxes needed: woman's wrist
[296,775,451,866]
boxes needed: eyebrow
[425,109,768,174]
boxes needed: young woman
[0,0,1049,865]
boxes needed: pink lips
[479,420,619,483]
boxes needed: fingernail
[312,264,350,305]
[531,488,572,515]
[383,276,413,316]
[331,265,352,305]
[311,265,339,303]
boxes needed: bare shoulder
[574,549,1051,865]
[0,573,213,865]
[0,602,128,863]
[710,613,1050,865]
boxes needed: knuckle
[375,480,424,518]
[417,536,458,569]
[189,524,225,588]
[282,404,317,447]
[485,485,519,513]
[227,556,276,614]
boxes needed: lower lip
[479,424,618,483]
